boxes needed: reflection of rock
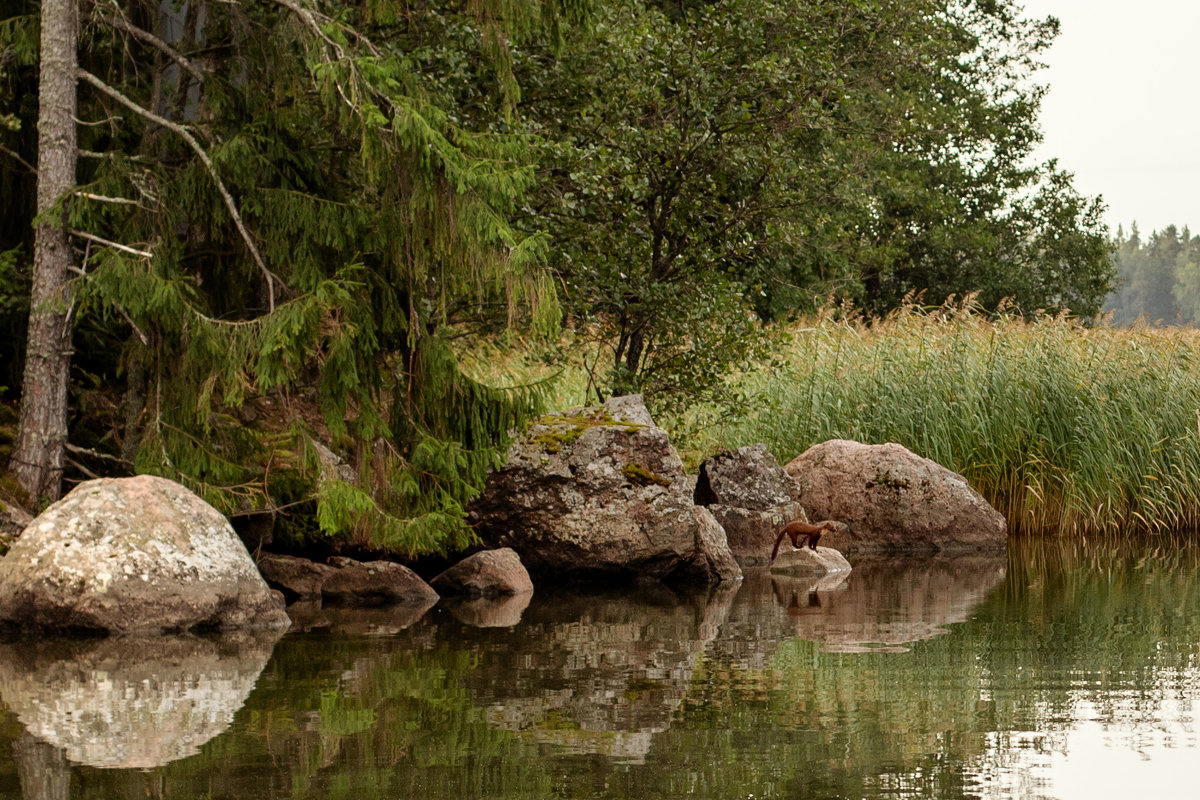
[443,592,532,627]
[769,545,852,575]
[775,555,1007,652]
[285,595,438,635]
[0,631,282,769]
[467,584,737,763]
[709,555,1005,667]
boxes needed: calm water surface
[0,541,1198,799]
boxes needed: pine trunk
[11,0,77,503]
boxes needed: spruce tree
[2,0,585,553]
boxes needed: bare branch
[95,12,207,85]
[78,148,149,162]
[0,142,36,174]
[69,228,152,258]
[77,68,284,311]
[75,190,140,205]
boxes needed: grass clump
[699,299,1200,538]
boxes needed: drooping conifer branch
[76,68,285,312]
[94,12,206,85]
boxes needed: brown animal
[770,519,844,561]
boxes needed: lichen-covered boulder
[431,548,533,597]
[694,444,808,563]
[321,557,439,606]
[469,395,741,585]
[784,440,1006,553]
[0,476,290,633]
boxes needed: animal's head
[824,520,850,535]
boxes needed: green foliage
[518,0,1114,411]
[0,0,588,555]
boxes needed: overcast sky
[1019,0,1200,235]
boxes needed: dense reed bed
[700,304,1200,538]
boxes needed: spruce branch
[77,68,285,312]
[69,228,152,258]
[74,191,140,206]
[94,12,206,86]
[65,241,151,345]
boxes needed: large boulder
[321,557,439,606]
[256,552,337,601]
[784,440,1006,553]
[694,444,808,564]
[431,548,533,597]
[0,476,290,633]
[469,395,741,585]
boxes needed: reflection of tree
[12,733,69,800]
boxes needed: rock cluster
[469,395,742,585]
[0,403,1008,634]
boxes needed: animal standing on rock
[770,520,846,561]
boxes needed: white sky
[1019,0,1200,235]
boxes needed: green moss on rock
[532,410,642,454]
[622,463,671,487]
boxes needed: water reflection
[0,630,281,770]
[5,545,1200,800]
[285,596,438,635]
[773,555,1007,652]
[441,591,532,628]
[465,582,739,763]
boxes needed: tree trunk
[12,732,72,800]
[10,0,77,504]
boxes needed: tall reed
[701,303,1200,537]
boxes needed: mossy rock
[532,409,642,455]
[622,462,671,488]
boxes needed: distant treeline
[1105,224,1200,325]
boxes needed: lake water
[0,540,1198,799]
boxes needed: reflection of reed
[0,631,281,770]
